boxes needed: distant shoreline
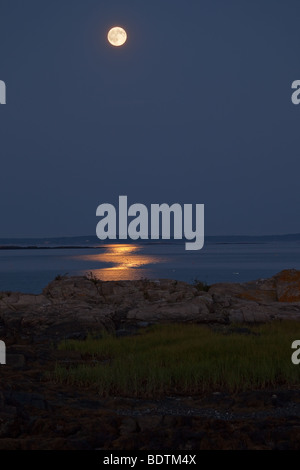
[0,233,298,253]
[0,245,102,251]
[0,233,300,247]
[0,241,268,250]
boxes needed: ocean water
[0,237,300,293]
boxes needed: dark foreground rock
[0,270,300,450]
[0,339,300,450]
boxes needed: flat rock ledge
[1,269,300,341]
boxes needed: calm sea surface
[0,239,300,293]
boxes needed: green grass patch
[51,321,300,397]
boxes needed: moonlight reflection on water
[75,244,168,281]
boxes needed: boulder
[274,269,300,302]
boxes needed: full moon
[107,26,127,47]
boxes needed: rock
[137,416,163,431]
[274,269,300,302]
[0,270,300,342]
[0,406,18,438]
[6,354,25,369]
[127,299,209,323]
[4,391,48,410]
[119,418,137,435]
[209,278,277,303]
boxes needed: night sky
[0,0,299,238]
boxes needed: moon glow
[107,27,127,47]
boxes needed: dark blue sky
[0,0,299,237]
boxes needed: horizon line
[0,233,300,241]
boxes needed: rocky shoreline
[1,269,300,342]
[0,269,300,450]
